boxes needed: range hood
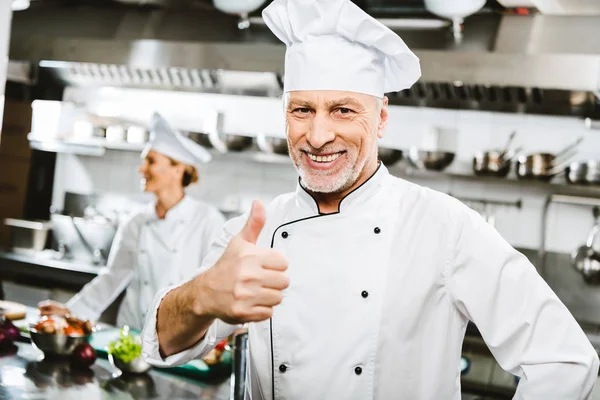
[8,4,600,117]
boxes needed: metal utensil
[472,147,521,177]
[408,147,455,171]
[231,330,248,400]
[109,354,152,375]
[498,130,517,160]
[204,110,254,153]
[571,214,600,284]
[378,147,403,166]
[553,136,584,163]
[516,137,582,181]
[565,160,600,185]
[30,329,91,357]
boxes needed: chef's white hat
[262,0,421,98]
[142,112,212,165]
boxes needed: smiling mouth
[305,151,345,163]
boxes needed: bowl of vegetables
[30,315,96,362]
[107,327,151,375]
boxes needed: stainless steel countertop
[0,250,106,276]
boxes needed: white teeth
[308,152,342,163]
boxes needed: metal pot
[516,137,583,181]
[407,147,455,171]
[473,131,519,177]
[378,147,403,166]
[472,149,519,177]
[565,160,600,185]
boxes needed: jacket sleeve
[447,204,599,399]
[66,216,139,321]
[142,215,244,367]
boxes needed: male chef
[142,0,600,398]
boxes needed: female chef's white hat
[262,0,421,98]
[142,112,212,165]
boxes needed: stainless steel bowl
[109,354,152,375]
[30,329,91,357]
[408,148,455,171]
[378,147,403,166]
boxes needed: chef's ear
[377,96,389,139]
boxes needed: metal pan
[473,148,520,177]
[516,137,583,181]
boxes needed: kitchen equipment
[565,161,600,185]
[186,131,214,149]
[231,330,248,400]
[378,147,403,166]
[472,149,520,178]
[89,327,232,380]
[407,147,455,171]
[0,300,27,320]
[3,218,51,254]
[472,131,519,177]
[516,137,583,181]
[109,353,152,375]
[30,329,91,357]
[208,131,253,153]
[255,134,289,156]
[50,213,117,265]
[424,0,485,40]
[571,213,600,284]
[203,110,254,153]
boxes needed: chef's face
[138,150,184,194]
[285,90,388,194]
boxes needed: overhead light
[12,0,30,11]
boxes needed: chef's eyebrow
[324,97,364,110]
[286,99,314,111]
[287,97,365,111]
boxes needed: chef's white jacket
[143,164,599,399]
[68,196,225,330]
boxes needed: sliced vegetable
[107,327,143,363]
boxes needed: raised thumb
[239,200,266,244]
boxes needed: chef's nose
[138,161,146,174]
[306,113,335,149]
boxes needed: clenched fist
[194,200,290,324]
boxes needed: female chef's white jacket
[143,165,599,399]
[68,196,225,330]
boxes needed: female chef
[38,112,226,330]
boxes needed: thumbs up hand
[194,201,290,325]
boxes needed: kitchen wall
[48,87,600,258]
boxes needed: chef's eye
[293,108,311,114]
[334,107,354,116]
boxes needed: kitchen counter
[0,250,103,288]
[0,342,230,399]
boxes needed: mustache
[297,146,347,155]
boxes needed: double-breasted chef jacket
[142,164,599,399]
[68,196,225,330]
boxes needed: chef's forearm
[156,277,216,358]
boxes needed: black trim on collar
[298,162,382,215]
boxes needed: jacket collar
[296,162,388,215]
[148,195,195,223]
